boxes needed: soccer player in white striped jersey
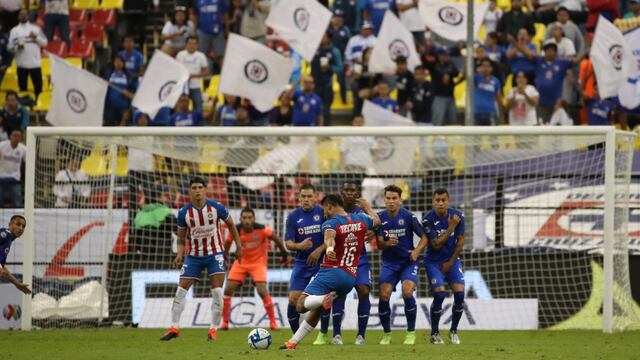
[160,177,243,342]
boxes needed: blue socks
[332,296,345,336]
[320,308,331,333]
[451,291,465,332]
[378,300,391,333]
[357,298,371,337]
[430,291,446,335]
[287,303,299,334]
[404,296,417,332]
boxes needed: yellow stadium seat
[502,74,513,106]
[66,58,83,68]
[100,0,124,9]
[316,139,341,173]
[72,0,99,9]
[532,23,547,51]
[205,75,224,104]
[35,91,52,112]
[1,73,18,92]
[454,80,466,109]
[498,0,511,10]
[81,155,108,176]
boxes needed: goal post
[19,126,638,332]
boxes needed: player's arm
[269,232,290,265]
[357,197,381,229]
[0,264,31,294]
[172,227,187,268]
[410,234,429,262]
[324,228,337,262]
[431,215,461,249]
[442,235,464,274]
[225,216,243,263]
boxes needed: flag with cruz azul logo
[47,54,108,127]
[265,0,332,61]
[219,34,294,112]
[369,11,421,74]
[590,16,634,99]
[418,0,489,43]
[132,50,189,118]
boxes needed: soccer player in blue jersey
[315,180,374,345]
[0,215,30,294]
[284,183,327,335]
[160,177,242,342]
[376,185,428,345]
[280,194,380,350]
[422,188,465,345]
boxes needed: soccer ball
[248,328,272,350]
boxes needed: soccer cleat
[322,291,336,310]
[270,320,278,331]
[159,326,179,341]
[331,335,343,345]
[430,332,445,345]
[354,335,365,345]
[379,332,392,345]
[449,331,461,345]
[279,341,297,350]
[220,322,229,331]
[207,328,217,341]
[403,331,416,345]
[313,332,330,345]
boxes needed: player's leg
[354,262,372,345]
[207,253,227,341]
[287,265,313,334]
[254,281,277,330]
[446,258,465,345]
[314,306,331,345]
[160,256,200,340]
[377,262,399,344]
[400,261,419,345]
[425,261,447,345]
[221,279,241,330]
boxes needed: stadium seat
[89,191,116,207]
[91,9,115,27]
[69,9,88,27]
[36,8,44,28]
[68,38,94,58]
[207,176,229,206]
[34,91,52,112]
[99,0,124,9]
[71,0,99,9]
[81,154,108,176]
[454,80,466,109]
[205,75,224,103]
[45,40,68,57]
[82,23,105,43]
[532,23,547,51]
[316,140,341,173]
[1,72,18,92]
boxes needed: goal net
[13,127,639,332]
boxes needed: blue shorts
[355,261,372,287]
[288,263,320,292]
[180,253,226,279]
[425,258,465,289]
[378,260,419,287]
[304,267,356,296]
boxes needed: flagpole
[463,0,475,250]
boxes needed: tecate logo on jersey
[339,223,363,233]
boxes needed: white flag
[219,34,294,112]
[132,50,189,118]
[369,11,421,73]
[418,0,489,43]
[47,55,108,127]
[362,100,416,126]
[618,26,640,109]
[590,16,634,99]
[265,0,332,61]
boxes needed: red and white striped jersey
[177,199,229,256]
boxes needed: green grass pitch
[3,328,640,360]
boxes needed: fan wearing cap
[331,0,361,34]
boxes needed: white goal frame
[21,126,634,333]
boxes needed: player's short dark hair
[342,180,360,189]
[321,194,344,207]
[189,176,207,187]
[433,188,450,197]
[384,185,402,197]
[395,56,407,64]
[300,183,316,192]
[241,207,255,216]
[480,58,492,67]
[10,215,25,223]
[123,34,135,41]
[556,6,570,15]
[487,31,498,40]
[187,35,198,43]
[5,90,18,100]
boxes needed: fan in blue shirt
[364,0,396,35]
[474,59,503,125]
[284,184,326,335]
[118,35,144,78]
[0,215,30,294]
[535,43,573,107]
[421,188,466,345]
[505,29,537,78]
[587,96,616,126]
[291,76,324,126]
[371,82,399,113]
[375,185,428,345]
[194,0,228,35]
[170,94,214,126]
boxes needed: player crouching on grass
[160,177,243,342]
[280,194,380,350]
[0,215,31,295]
[421,188,466,345]
[220,207,289,330]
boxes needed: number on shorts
[215,254,224,269]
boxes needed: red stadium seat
[82,22,105,43]
[68,37,94,58]
[207,176,229,206]
[91,9,115,27]
[89,191,115,207]
[45,40,68,57]
[69,9,88,27]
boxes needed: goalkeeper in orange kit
[221,207,290,330]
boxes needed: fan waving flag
[265,0,332,61]
[590,16,634,99]
[219,34,294,112]
[47,54,108,127]
[418,0,489,43]
[132,50,189,118]
[618,26,640,109]
[369,11,421,73]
